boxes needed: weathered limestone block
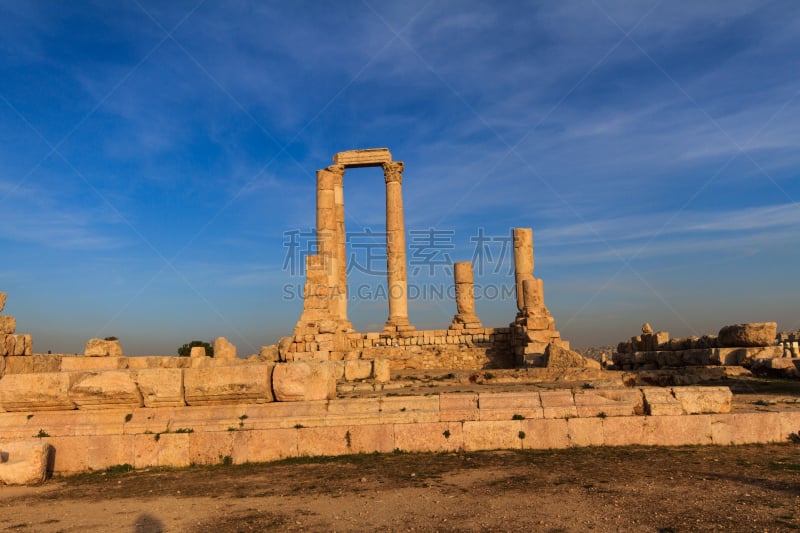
[69,371,143,410]
[213,337,237,360]
[539,391,577,419]
[0,355,5,378]
[333,147,392,167]
[0,316,16,335]
[12,334,27,356]
[751,357,800,378]
[272,361,336,402]
[84,338,123,357]
[573,390,637,417]
[641,387,683,416]
[0,373,78,411]
[259,345,278,362]
[0,440,51,485]
[713,346,782,366]
[133,368,185,407]
[671,386,731,414]
[344,360,372,381]
[717,322,777,348]
[0,292,6,312]
[190,346,206,358]
[184,365,273,405]
[544,343,599,369]
[479,392,543,421]
[60,356,126,372]
[372,358,390,383]
[3,354,59,374]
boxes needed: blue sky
[1,1,798,355]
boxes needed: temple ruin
[0,148,797,483]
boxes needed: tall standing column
[383,161,412,330]
[316,168,339,317]
[512,228,534,313]
[328,164,350,326]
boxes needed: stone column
[383,161,412,330]
[328,164,349,325]
[522,278,544,313]
[451,261,481,328]
[512,228,534,313]
[316,168,338,316]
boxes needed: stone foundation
[281,327,513,370]
[1,386,795,476]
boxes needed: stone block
[333,147,392,167]
[325,398,381,425]
[84,338,123,357]
[344,359,372,381]
[522,419,570,449]
[184,365,273,405]
[45,435,90,474]
[715,346,782,366]
[133,433,159,469]
[190,346,206,358]
[87,434,134,471]
[567,417,604,447]
[379,396,439,424]
[157,432,191,468]
[372,358,390,382]
[539,391,577,419]
[463,420,523,451]
[69,371,143,410]
[544,343,592,369]
[60,356,126,372]
[2,354,35,374]
[272,361,336,402]
[641,387,683,416]
[187,431,235,466]
[0,292,5,312]
[213,337,237,360]
[14,334,28,356]
[240,429,298,463]
[601,416,648,446]
[573,390,637,417]
[644,415,713,446]
[0,316,15,335]
[0,372,78,411]
[259,344,278,362]
[594,389,645,415]
[710,412,783,445]
[133,368,185,407]
[671,386,731,414]
[394,422,463,453]
[439,393,479,422]
[479,392,543,421]
[0,440,51,485]
[717,322,777,347]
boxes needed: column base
[383,317,415,334]
[449,314,483,330]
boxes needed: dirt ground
[0,443,798,532]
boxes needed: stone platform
[1,386,798,476]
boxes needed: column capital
[382,161,404,184]
[326,164,345,178]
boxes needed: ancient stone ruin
[0,148,797,484]
[611,321,797,377]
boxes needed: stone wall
[0,386,778,476]
[281,327,514,370]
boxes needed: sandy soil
[1,443,798,532]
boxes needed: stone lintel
[333,148,392,168]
